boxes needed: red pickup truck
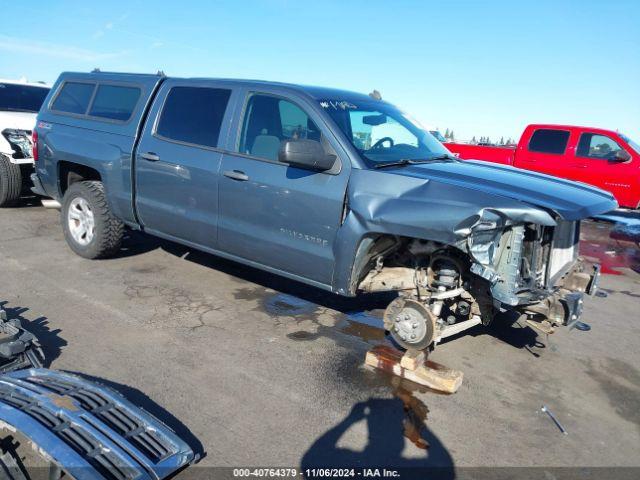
[445,124,640,209]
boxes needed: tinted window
[156,87,231,148]
[51,82,95,114]
[239,94,322,161]
[528,129,570,154]
[88,84,140,121]
[0,83,50,113]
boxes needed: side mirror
[611,149,632,163]
[279,139,336,171]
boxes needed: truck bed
[444,142,515,165]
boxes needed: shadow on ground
[301,393,455,478]
[69,372,205,461]
[0,302,67,366]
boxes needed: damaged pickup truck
[32,71,617,353]
[0,79,50,206]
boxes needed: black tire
[61,181,124,259]
[0,155,22,207]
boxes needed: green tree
[444,128,451,139]
[499,136,504,145]
[449,130,455,141]
[471,136,477,144]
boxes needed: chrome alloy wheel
[67,196,95,246]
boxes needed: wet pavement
[0,203,639,471]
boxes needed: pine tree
[499,136,504,145]
[471,136,477,144]
[444,128,451,139]
[449,130,455,141]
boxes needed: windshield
[429,130,447,143]
[619,133,640,154]
[320,99,450,167]
[0,83,50,113]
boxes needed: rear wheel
[61,181,124,259]
[0,155,22,207]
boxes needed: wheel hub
[384,298,435,350]
[67,197,95,246]
[393,308,427,343]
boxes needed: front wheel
[384,297,436,351]
[61,181,124,259]
[0,155,22,207]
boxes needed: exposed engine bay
[357,217,599,352]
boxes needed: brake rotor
[384,297,436,351]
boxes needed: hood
[381,159,617,220]
[0,110,38,132]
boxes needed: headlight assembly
[2,128,33,158]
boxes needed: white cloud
[0,35,128,62]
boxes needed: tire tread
[0,155,23,207]
[62,180,124,259]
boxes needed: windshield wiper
[373,154,458,169]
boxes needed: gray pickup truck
[32,71,616,352]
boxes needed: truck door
[217,91,350,286]
[513,127,571,179]
[569,131,637,207]
[134,81,236,248]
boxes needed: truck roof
[57,71,377,103]
[0,78,50,88]
[526,123,621,137]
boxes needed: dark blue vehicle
[31,71,616,352]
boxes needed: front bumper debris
[0,307,43,373]
[519,258,601,328]
[0,368,195,480]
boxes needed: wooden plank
[365,345,463,394]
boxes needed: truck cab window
[51,82,95,115]
[577,133,625,160]
[156,86,231,148]
[88,84,141,121]
[528,129,570,154]
[239,95,322,161]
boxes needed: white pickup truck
[0,78,50,206]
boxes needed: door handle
[139,152,160,162]
[570,163,588,168]
[223,170,249,181]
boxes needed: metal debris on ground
[0,368,195,480]
[0,306,44,373]
[541,405,568,435]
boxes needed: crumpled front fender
[331,168,557,295]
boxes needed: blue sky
[1,0,638,141]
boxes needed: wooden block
[365,345,463,394]
[400,349,426,371]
